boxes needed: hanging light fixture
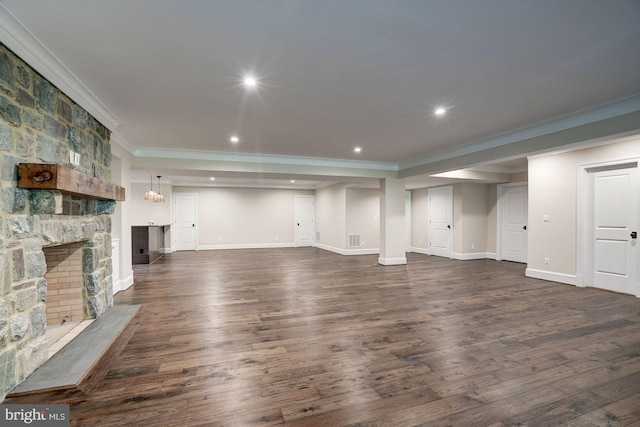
[155,176,165,203]
[144,174,157,201]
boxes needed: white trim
[0,5,121,132]
[378,256,407,266]
[199,242,296,251]
[113,272,134,295]
[314,242,379,256]
[399,94,640,171]
[452,252,492,260]
[109,130,136,156]
[405,191,412,252]
[486,252,497,260]
[409,246,430,255]
[135,147,397,171]
[525,268,578,286]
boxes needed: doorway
[173,193,197,251]
[497,183,528,263]
[580,161,638,296]
[428,186,453,258]
[295,195,314,247]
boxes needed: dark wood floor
[30,249,640,425]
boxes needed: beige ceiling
[1,1,639,188]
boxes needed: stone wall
[0,43,115,399]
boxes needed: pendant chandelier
[144,175,165,202]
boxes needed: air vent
[348,234,361,248]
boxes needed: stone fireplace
[0,44,119,399]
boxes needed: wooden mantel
[18,163,126,201]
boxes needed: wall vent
[348,234,361,248]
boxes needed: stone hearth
[0,43,117,399]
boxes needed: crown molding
[398,93,640,172]
[0,5,121,131]
[134,147,398,171]
[109,130,136,155]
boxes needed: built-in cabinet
[132,225,168,264]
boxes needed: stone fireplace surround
[0,43,117,399]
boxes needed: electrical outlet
[543,215,550,222]
[471,243,475,250]
[69,150,75,164]
[544,258,550,265]
[74,152,80,165]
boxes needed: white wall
[410,188,429,251]
[174,186,313,249]
[110,144,134,292]
[346,187,380,250]
[315,183,348,250]
[455,183,490,258]
[528,134,640,279]
[130,182,173,226]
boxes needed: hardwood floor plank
[5,248,640,425]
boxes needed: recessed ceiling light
[290,180,296,183]
[230,135,239,143]
[434,107,447,116]
[209,177,215,181]
[243,75,257,88]
[354,146,362,153]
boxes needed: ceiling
[1,1,640,189]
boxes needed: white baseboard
[113,272,134,295]
[409,247,430,255]
[314,242,379,256]
[198,242,296,251]
[452,252,491,260]
[486,252,497,260]
[525,268,578,286]
[378,256,407,265]
[163,247,174,254]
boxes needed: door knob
[447,225,451,229]
[632,231,638,239]
[523,225,527,230]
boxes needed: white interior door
[501,185,528,263]
[295,195,314,247]
[592,167,638,294]
[174,193,197,251]
[429,186,453,258]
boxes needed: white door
[592,167,638,294]
[174,193,197,251]
[501,185,528,263]
[295,195,314,247]
[429,186,453,258]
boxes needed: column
[379,177,407,265]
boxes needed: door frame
[405,191,412,252]
[173,192,198,251]
[577,158,639,296]
[496,182,528,262]
[294,195,315,247]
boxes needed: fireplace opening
[42,242,87,356]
